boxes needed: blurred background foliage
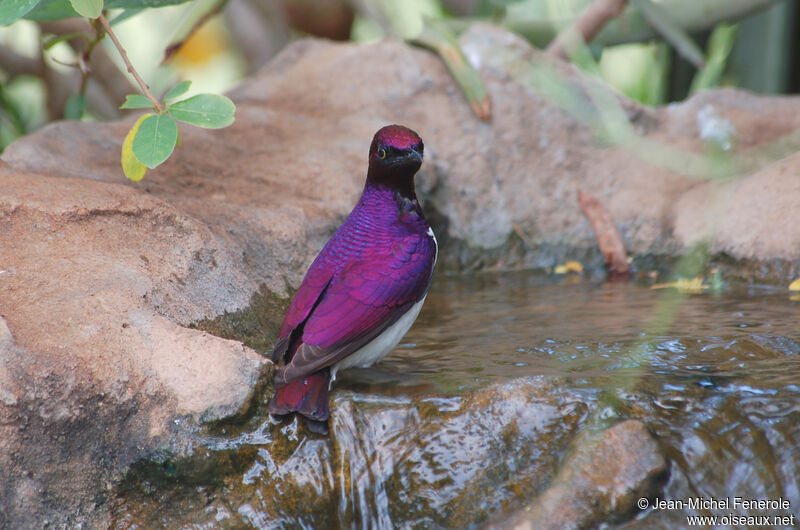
[0,0,797,153]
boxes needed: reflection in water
[186,378,588,529]
[113,272,800,528]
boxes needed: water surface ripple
[113,272,800,528]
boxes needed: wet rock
[491,420,667,530]
[113,377,592,528]
[0,21,797,528]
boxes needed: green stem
[97,12,164,113]
[77,19,104,96]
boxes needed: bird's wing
[275,232,435,385]
[269,257,333,363]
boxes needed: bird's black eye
[377,147,386,159]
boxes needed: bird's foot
[305,417,329,435]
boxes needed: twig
[223,0,289,72]
[33,36,117,119]
[50,57,80,68]
[577,189,630,279]
[162,0,229,64]
[511,222,536,249]
[40,19,134,116]
[631,0,705,68]
[39,42,60,121]
[97,13,163,113]
[411,20,491,121]
[547,0,629,60]
[76,20,104,95]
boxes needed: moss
[189,284,290,354]
[111,445,260,527]
[438,229,800,286]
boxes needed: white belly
[332,295,427,379]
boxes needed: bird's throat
[394,191,423,217]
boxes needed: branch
[449,0,783,49]
[631,0,705,68]
[39,19,135,112]
[162,0,228,64]
[223,0,289,72]
[0,44,39,77]
[97,13,163,113]
[547,0,628,59]
[578,190,630,279]
[3,39,116,120]
[412,20,491,121]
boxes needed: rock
[451,26,800,272]
[1,22,799,528]
[6,27,800,277]
[673,150,800,261]
[0,168,270,527]
[114,377,591,528]
[491,420,667,529]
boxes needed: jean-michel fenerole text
[652,496,791,512]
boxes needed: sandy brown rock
[6,27,800,277]
[454,26,800,270]
[492,420,667,530]
[1,21,800,529]
[673,151,800,260]
[0,167,269,527]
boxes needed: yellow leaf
[122,114,149,182]
[170,18,227,66]
[651,277,708,293]
[554,261,583,274]
[789,278,800,291]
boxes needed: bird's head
[367,125,424,193]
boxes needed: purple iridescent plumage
[268,125,436,426]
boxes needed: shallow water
[113,272,800,528]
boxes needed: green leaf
[131,113,178,169]
[109,7,142,24]
[0,0,41,25]
[25,0,190,20]
[167,94,235,129]
[64,94,86,120]
[120,94,155,109]
[690,23,738,95]
[69,0,102,18]
[23,0,78,21]
[631,0,705,69]
[164,80,191,102]
[106,0,193,8]
[43,31,88,50]
[122,114,148,181]
[411,20,491,121]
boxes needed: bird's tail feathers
[268,368,331,422]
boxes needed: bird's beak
[407,147,422,164]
